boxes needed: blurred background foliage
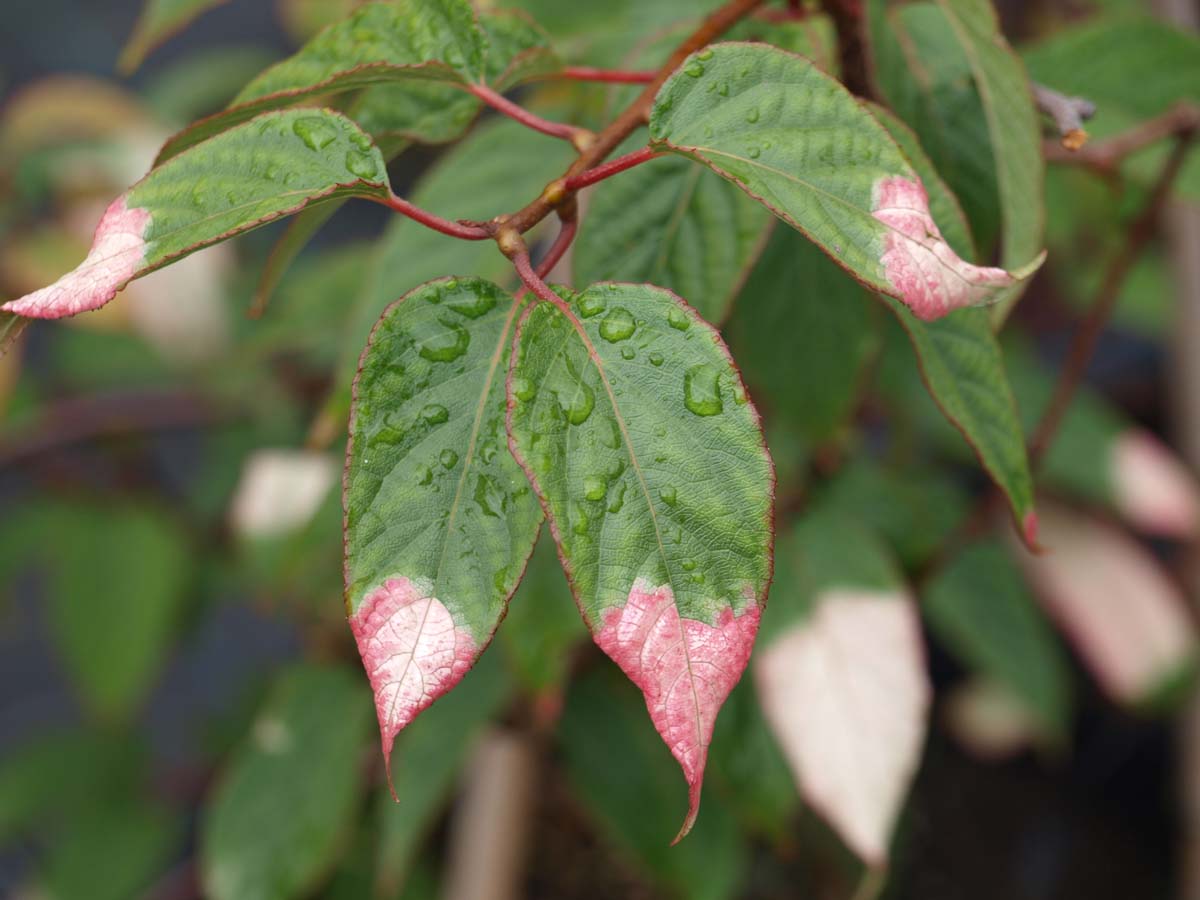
[1,1,1199,899]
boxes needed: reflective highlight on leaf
[595,580,760,842]
[349,576,476,776]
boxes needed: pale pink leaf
[1110,429,1200,539]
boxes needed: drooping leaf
[725,224,877,443]
[344,278,542,773]
[871,104,1035,536]
[1010,503,1198,706]
[507,282,773,840]
[25,501,191,722]
[867,0,1045,324]
[573,153,772,324]
[201,666,373,900]
[754,512,930,864]
[3,109,391,320]
[924,542,1072,736]
[648,42,1042,321]
[119,0,232,73]
[1023,15,1200,200]
[374,650,513,899]
[156,2,558,162]
[560,667,750,897]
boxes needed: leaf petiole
[376,193,493,240]
[468,84,595,150]
[564,147,660,191]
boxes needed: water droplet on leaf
[621,346,636,360]
[659,485,678,506]
[421,404,449,425]
[649,352,664,367]
[578,294,606,318]
[419,319,470,362]
[560,383,594,425]
[440,449,459,469]
[667,308,691,331]
[684,364,723,416]
[511,376,535,402]
[293,116,338,151]
[745,107,760,123]
[599,307,636,342]
[685,62,705,77]
[583,475,607,501]
[346,150,379,180]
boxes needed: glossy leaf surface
[345,278,542,770]
[508,282,773,839]
[649,42,1042,321]
[4,109,390,319]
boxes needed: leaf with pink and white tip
[1010,502,1198,706]
[344,277,542,778]
[3,109,392,321]
[506,282,774,842]
[648,42,1044,322]
[754,511,931,865]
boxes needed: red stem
[469,84,590,145]
[560,66,657,84]
[536,216,578,278]
[513,251,574,316]
[564,147,659,191]
[378,193,491,240]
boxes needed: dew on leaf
[747,146,761,159]
[292,116,338,151]
[480,442,498,464]
[346,150,379,180]
[572,502,590,536]
[419,319,470,362]
[599,418,621,449]
[659,485,678,507]
[667,308,691,331]
[583,475,607,501]
[745,107,760,123]
[417,466,433,486]
[439,449,459,469]
[473,474,502,518]
[578,293,607,318]
[560,383,595,425]
[649,352,664,366]
[684,62,705,77]
[608,482,627,513]
[717,82,729,96]
[684,364,723,416]
[621,346,636,360]
[447,289,497,319]
[681,558,697,572]
[511,376,535,402]
[696,48,714,61]
[421,404,449,425]
[599,307,636,342]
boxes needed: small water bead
[480,442,498,464]
[733,384,748,406]
[560,384,595,425]
[572,503,590,536]
[447,289,497,320]
[649,352,664,367]
[681,558,697,572]
[684,364,723,417]
[659,485,678,507]
[421,404,449,425]
[620,346,636,360]
[667,308,691,331]
[417,466,434,486]
[607,482,627,514]
[293,116,338,151]
[440,449,459,469]
[717,82,729,97]
[419,320,470,362]
[578,293,607,318]
[599,307,636,343]
[684,62,705,78]
[745,107,760,124]
[346,150,380,180]
[583,475,607,501]
[599,419,621,450]
[511,376,535,402]
[696,48,714,61]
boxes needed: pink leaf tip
[872,175,1016,321]
[1022,511,1041,552]
[1111,429,1200,539]
[3,195,150,319]
[349,576,475,791]
[594,580,760,842]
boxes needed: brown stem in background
[1045,103,1199,171]
[821,0,872,97]
[1028,130,1195,468]
[1033,82,1095,151]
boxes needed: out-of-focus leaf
[120,0,233,73]
[229,448,338,538]
[0,76,150,162]
[755,511,930,864]
[277,0,362,43]
[726,224,876,444]
[1023,16,1200,200]
[559,667,749,899]
[344,278,542,772]
[924,542,1072,735]
[650,43,1042,321]
[574,153,772,324]
[143,46,283,125]
[40,800,183,900]
[201,665,373,900]
[943,678,1043,760]
[4,110,391,321]
[374,650,512,899]
[1011,502,1198,706]
[29,501,191,722]
[508,282,773,840]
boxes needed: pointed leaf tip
[594,580,761,842]
[349,577,476,776]
[3,196,150,319]
[872,175,1017,320]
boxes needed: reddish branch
[1033,83,1096,151]
[1028,129,1196,467]
[559,66,657,84]
[564,147,660,191]
[1045,103,1200,171]
[821,0,871,98]
[469,83,594,149]
[378,193,492,240]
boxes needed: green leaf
[867,0,1045,324]
[344,277,542,771]
[374,650,512,898]
[726,224,877,444]
[507,282,773,839]
[559,667,749,898]
[870,102,1035,535]
[1023,15,1200,201]
[649,42,1042,322]
[201,665,373,900]
[28,502,190,721]
[119,0,232,73]
[3,109,390,320]
[924,542,1072,735]
[0,310,27,355]
[156,3,557,162]
[574,154,772,324]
